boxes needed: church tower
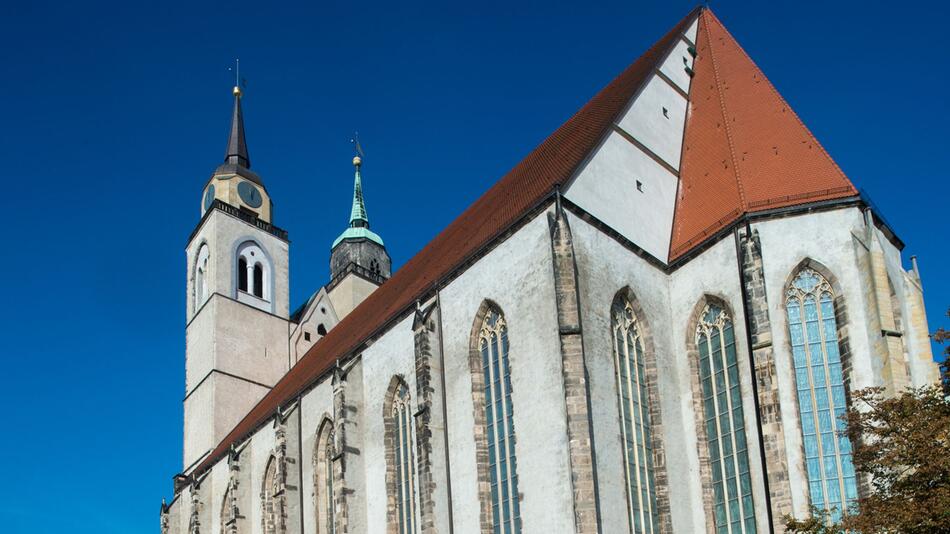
[327,155,391,318]
[182,85,291,471]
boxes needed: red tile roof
[670,10,857,258]
[190,7,859,476]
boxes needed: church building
[160,8,940,533]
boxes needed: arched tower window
[238,257,248,292]
[386,378,417,534]
[612,295,659,533]
[235,241,271,303]
[473,306,521,534]
[785,267,857,520]
[314,420,336,534]
[253,264,264,298]
[696,303,756,534]
[195,243,210,311]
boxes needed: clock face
[203,184,216,212]
[237,181,263,208]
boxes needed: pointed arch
[685,294,757,534]
[469,300,522,534]
[610,287,670,533]
[384,376,417,534]
[783,259,857,520]
[313,416,336,534]
[220,484,236,534]
[261,455,281,534]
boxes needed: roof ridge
[703,9,854,189]
[702,9,747,209]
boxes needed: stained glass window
[697,304,756,534]
[786,268,857,521]
[479,309,521,534]
[612,297,659,533]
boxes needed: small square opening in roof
[662,107,669,118]
[636,180,644,192]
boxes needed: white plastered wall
[668,236,771,534]
[438,210,573,532]
[359,314,418,532]
[565,23,695,264]
[568,211,681,533]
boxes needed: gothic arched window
[696,304,756,534]
[314,420,336,534]
[785,268,857,520]
[612,296,659,533]
[475,306,521,534]
[387,379,417,534]
[195,243,210,311]
[262,456,280,534]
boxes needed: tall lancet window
[390,380,417,534]
[697,304,756,534]
[478,308,521,534]
[262,456,280,534]
[612,296,659,533]
[785,268,857,520]
[315,421,336,534]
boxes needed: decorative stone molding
[413,302,439,534]
[222,444,245,534]
[331,366,350,533]
[189,487,202,534]
[384,375,413,534]
[468,301,506,534]
[738,228,792,530]
[160,499,170,534]
[547,203,600,533]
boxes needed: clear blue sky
[1,1,946,531]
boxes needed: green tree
[784,384,950,533]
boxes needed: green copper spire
[349,157,369,227]
[332,155,385,249]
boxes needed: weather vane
[350,132,365,158]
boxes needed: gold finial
[353,155,362,167]
[229,58,243,97]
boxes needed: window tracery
[477,309,521,534]
[785,268,857,520]
[612,297,659,533]
[696,304,756,534]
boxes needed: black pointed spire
[224,86,250,168]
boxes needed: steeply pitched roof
[192,7,697,476]
[225,88,250,169]
[191,6,861,475]
[670,9,857,259]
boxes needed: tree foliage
[784,385,950,533]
